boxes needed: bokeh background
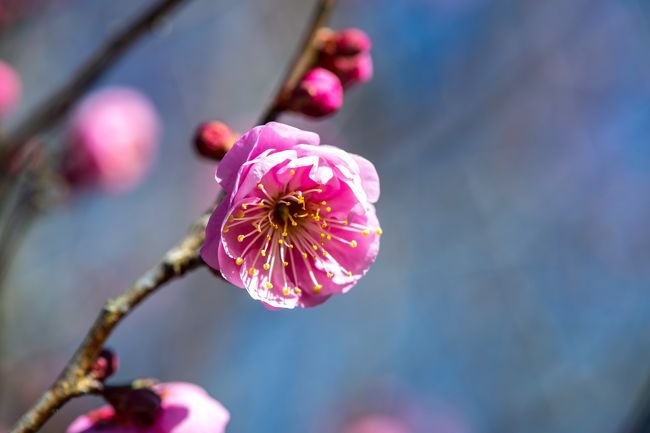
[2,0,650,432]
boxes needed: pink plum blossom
[201,122,381,309]
[0,60,21,115]
[288,67,343,118]
[66,382,230,433]
[62,87,160,193]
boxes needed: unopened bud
[92,348,120,381]
[194,121,238,160]
[318,28,373,88]
[288,68,343,118]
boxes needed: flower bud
[62,87,160,194]
[91,348,120,381]
[287,67,343,117]
[67,382,230,433]
[0,60,21,115]
[318,28,373,88]
[194,121,237,160]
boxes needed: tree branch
[259,0,337,123]
[0,0,193,163]
[8,1,337,432]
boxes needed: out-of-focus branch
[259,0,337,123]
[0,0,192,164]
[8,1,337,432]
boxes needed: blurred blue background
[2,0,650,432]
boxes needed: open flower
[66,382,230,433]
[201,122,381,309]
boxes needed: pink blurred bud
[288,68,343,117]
[318,28,373,88]
[343,416,411,433]
[67,382,230,433]
[194,121,238,160]
[331,28,372,56]
[0,60,21,115]
[62,87,160,194]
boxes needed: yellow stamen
[235,257,244,266]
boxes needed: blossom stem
[7,1,338,432]
[259,0,338,123]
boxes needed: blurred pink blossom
[0,60,21,115]
[289,67,344,117]
[342,416,411,433]
[201,122,382,309]
[62,87,160,193]
[66,382,230,433]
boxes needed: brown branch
[259,0,337,123]
[7,1,337,432]
[0,0,193,163]
[9,206,212,433]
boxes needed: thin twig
[0,0,192,163]
[259,0,337,123]
[8,1,337,432]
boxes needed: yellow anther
[282,231,288,237]
[349,240,358,248]
[325,207,331,212]
[235,257,244,266]
[313,284,323,293]
[283,261,289,267]
[327,272,333,279]
[323,250,329,257]
[237,210,245,218]
[228,215,234,222]
[257,183,264,190]
[327,235,332,240]
[302,252,308,259]
[261,250,267,257]
[294,288,302,294]
[278,239,284,245]
[321,201,327,205]
[223,226,230,233]
[320,242,325,246]
[237,235,245,242]
[347,271,352,277]
[290,169,296,175]
[316,189,323,193]
[341,221,348,225]
[248,267,258,276]
[297,196,305,204]
[242,204,248,210]
[312,244,318,251]
[362,230,370,236]
[320,233,326,239]
[263,263,270,270]
[265,282,273,289]
[282,287,290,295]
[321,222,328,228]
[266,235,271,240]
[375,228,383,235]
[258,201,265,207]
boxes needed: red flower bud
[318,28,373,88]
[287,68,343,117]
[194,121,237,161]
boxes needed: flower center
[223,178,382,298]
